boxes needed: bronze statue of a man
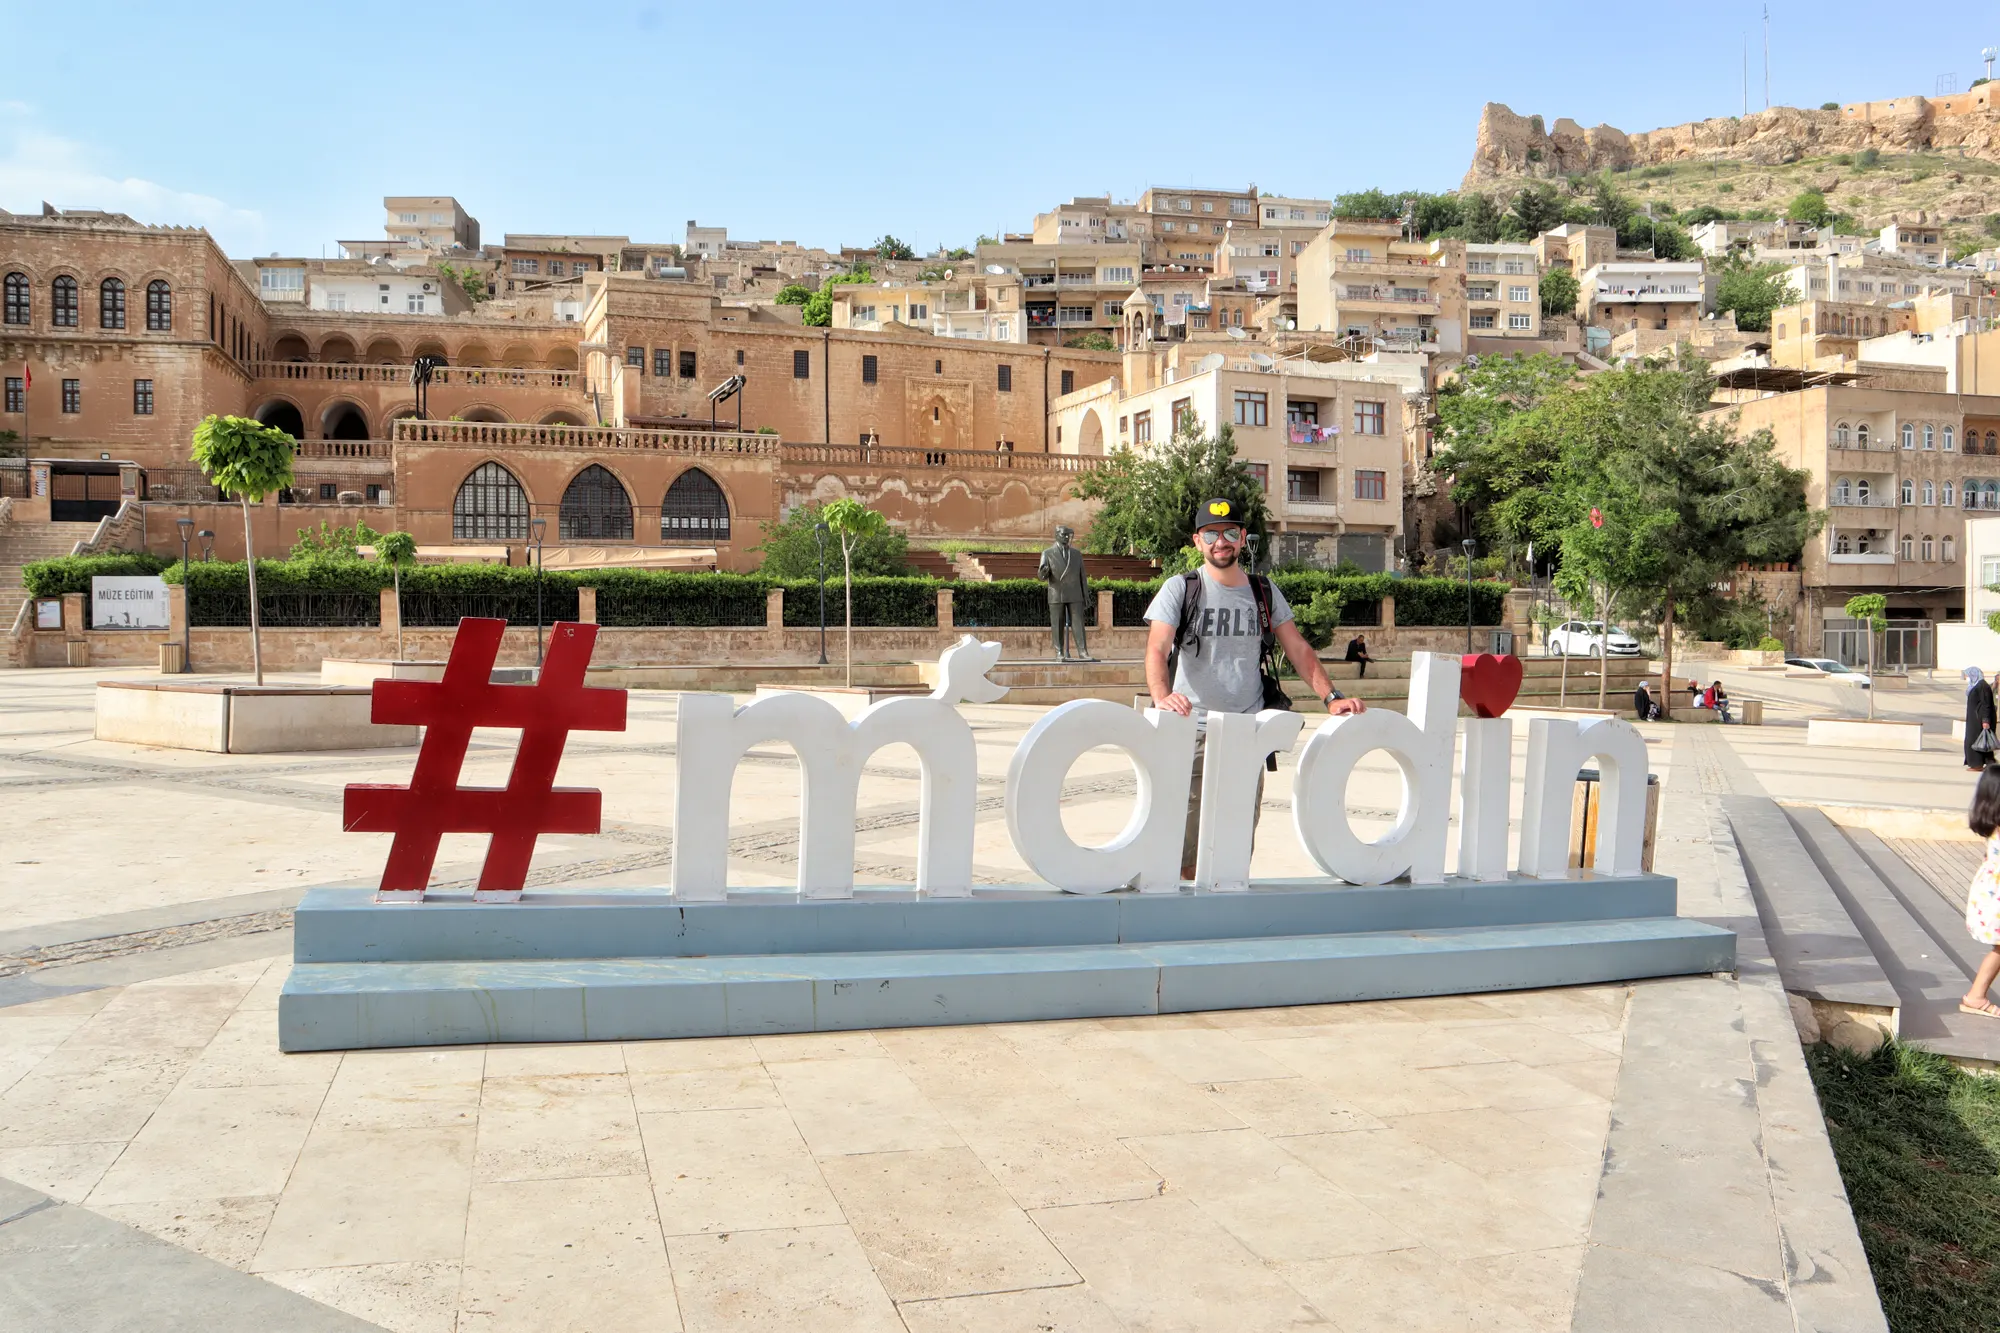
[1037,525,1091,661]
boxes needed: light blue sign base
[277,876,1734,1052]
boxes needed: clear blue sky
[2,1,1995,259]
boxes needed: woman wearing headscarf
[1633,680,1660,722]
[1965,667,1997,771]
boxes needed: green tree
[800,268,873,327]
[1453,192,1505,243]
[752,501,909,579]
[1855,148,1880,168]
[288,519,381,561]
[1713,256,1799,332]
[1845,593,1887,719]
[874,235,915,261]
[437,262,489,304]
[1070,418,1269,563]
[1541,357,1821,711]
[1590,176,1633,235]
[944,247,972,261]
[1538,268,1580,319]
[1333,188,1405,220]
[191,415,296,685]
[819,498,890,685]
[774,284,811,306]
[376,531,417,659]
[1820,101,1842,110]
[1678,204,1732,226]
[1063,331,1115,351]
[1430,354,1578,552]
[1786,189,1835,227]
[1503,183,1567,240]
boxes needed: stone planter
[1805,717,1924,751]
[95,682,419,753]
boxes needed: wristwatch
[1322,687,1344,707]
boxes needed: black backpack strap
[1165,571,1203,684]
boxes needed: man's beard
[1204,546,1239,569]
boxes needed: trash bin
[1489,629,1515,655]
[158,642,185,674]
[1570,767,1661,873]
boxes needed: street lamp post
[1461,538,1477,653]
[175,517,193,673]
[530,516,548,668]
[198,529,214,563]
[814,522,829,666]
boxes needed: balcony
[250,361,581,390]
[1337,294,1441,315]
[393,420,780,456]
[1827,551,1896,564]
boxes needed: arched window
[1833,477,1853,504]
[1923,480,1936,505]
[1803,318,1812,334]
[1857,422,1871,447]
[1776,324,1787,340]
[1989,480,2000,508]
[1923,535,1935,561]
[1988,430,1998,454]
[145,280,172,331]
[1901,478,1915,505]
[1944,425,1956,451]
[1924,423,1936,450]
[661,468,730,543]
[1902,422,1915,449]
[1,272,25,325]
[1835,421,1851,445]
[558,465,633,541]
[1945,480,1957,507]
[100,278,125,329]
[50,276,77,327]
[1898,534,1911,559]
[452,462,530,540]
[1945,535,1958,561]
[1856,478,1872,504]
[1835,532,1852,554]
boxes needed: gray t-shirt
[1145,569,1293,724]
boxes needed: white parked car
[1784,657,1872,687]
[1547,621,1641,657]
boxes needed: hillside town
[6,153,2000,662]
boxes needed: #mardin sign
[344,621,1652,903]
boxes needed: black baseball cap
[1195,498,1242,529]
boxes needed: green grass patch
[1807,1040,2000,1331]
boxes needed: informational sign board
[34,599,61,630]
[90,576,171,630]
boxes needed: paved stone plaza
[0,664,1940,1331]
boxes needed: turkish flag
[21,365,28,389]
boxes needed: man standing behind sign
[1147,498,1365,880]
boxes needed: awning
[358,544,510,564]
[537,546,718,572]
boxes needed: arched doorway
[452,462,531,540]
[457,342,493,367]
[1077,410,1105,455]
[272,334,310,362]
[365,338,402,364]
[322,402,370,440]
[539,409,587,426]
[546,348,578,371]
[319,334,357,363]
[459,406,509,423]
[661,468,730,543]
[559,464,634,541]
[255,400,305,440]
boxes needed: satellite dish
[1227,326,1248,340]
[1250,351,1275,368]
[1196,353,1225,373]
[984,264,1007,275]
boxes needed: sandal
[1959,1000,2000,1018]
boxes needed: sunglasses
[1196,527,1245,546]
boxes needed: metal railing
[400,588,580,627]
[187,591,382,628]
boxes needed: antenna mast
[1762,6,1770,110]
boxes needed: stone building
[2,207,1119,575]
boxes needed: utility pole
[1763,5,1771,111]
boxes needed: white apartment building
[1454,241,1541,339]
[1880,221,1947,267]
[1578,260,1708,332]
[1257,196,1334,230]
[309,271,447,315]
[383,196,479,252]
[1296,218,1455,353]
[1781,254,1974,304]
[685,220,728,258]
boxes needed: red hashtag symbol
[343,618,627,898]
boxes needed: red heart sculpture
[1459,653,1523,718]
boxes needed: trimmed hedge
[127,560,1511,631]
[21,554,171,598]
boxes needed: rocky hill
[1462,100,2000,250]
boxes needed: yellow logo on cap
[1208,501,1230,516]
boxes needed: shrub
[21,554,171,598]
[776,576,938,627]
[1756,635,1785,651]
[1856,147,1880,168]
[1293,589,1349,649]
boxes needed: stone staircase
[1725,795,2000,1066]
[0,511,105,633]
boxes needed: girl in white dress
[1961,767,2000,1017]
